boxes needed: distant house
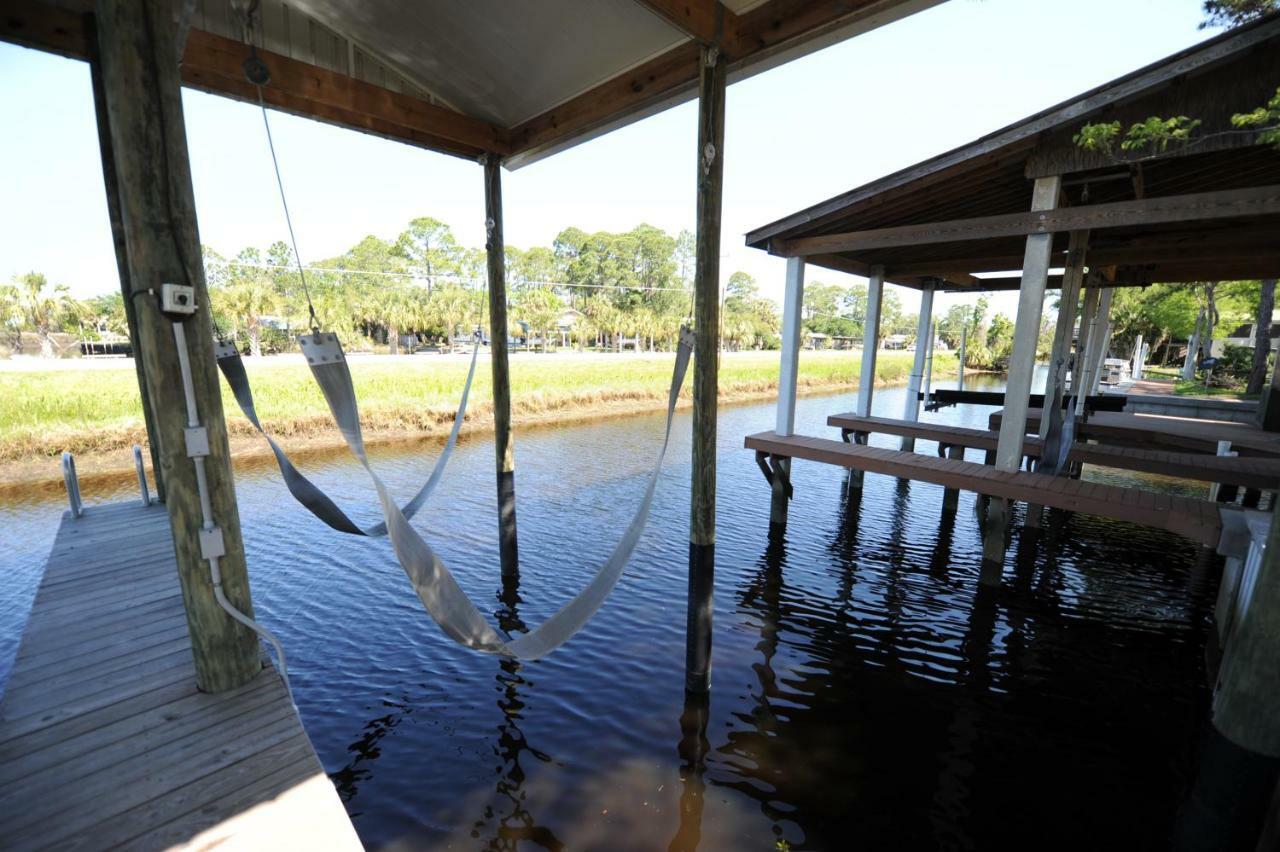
[1211,311,1280,357]
[804,332,830,350]
[883,334,909,350]
[556,308,584,347]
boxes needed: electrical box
[161,283,197,315]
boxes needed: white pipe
[172,321,290,697]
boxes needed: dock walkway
[745,431,1225,546]
[0,501,362,851]
[828,413,1280,490]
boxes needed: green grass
[1172,380,1258,400]
[0,349,947,461]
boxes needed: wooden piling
[685,43,726,696]
[900,282,934,451]
[94,0,258,692]
[88,19,165,502]
[1215,505,1280,758]
[986,174,1061,569]
[483,155,519,578]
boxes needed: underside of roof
[3,0,942,167]
[746,12,1280,292]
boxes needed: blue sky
[1,0,1212,317]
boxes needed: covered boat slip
[745,8,1280,812]
[0,501,361,851]
[750,10,1280,547]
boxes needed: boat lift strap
[215,339,479,537]
[297,327,694,659]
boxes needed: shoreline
[0,375,887,498]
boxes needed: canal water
[0,373,1217,850]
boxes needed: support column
[1088,288,1115,396]
[483,155,519,578]
[901,282,935,451]
[957,325,967,392]
[775,257,805,437]
[1213,502,1280,758]
[1132,333,1145,381]
[986,175,1062,578]
[1040,230,1088,440]
[922,320,936,401]
[857,267,886,417]
[685,44,726,696]
[88,21,165,502]
[1183,309,1206,382]
[95,0,258,691]
[1074,283,1107,415]
[769,257,804,530]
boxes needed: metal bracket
[184,426,210,458]
[298,332,345,366]
[840,428,869,446]
[754,452,794,498]
[198,526,226,560]
[213,340,239,361]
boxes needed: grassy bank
[1,349,953,485]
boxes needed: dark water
[0,371,1218,850]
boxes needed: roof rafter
[632,0,736,44]
[777,186,1280,257]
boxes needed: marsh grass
[0,350,946,462]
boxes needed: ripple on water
[0,376,1216,849]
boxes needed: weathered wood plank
[777,185,1280,257]
[829,412,1280,489]
[746,431,1222,546]
[0,503,358,850]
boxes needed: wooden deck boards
[829,412,1280,490]
[0,502,362,851]
[746,431,1225,546]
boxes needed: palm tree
[213,271,280,357]
[16,272,79,358]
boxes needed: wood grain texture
[745,430,1224,546]
[95,0,259,692]
[0,502,360,851]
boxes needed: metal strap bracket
[184,426,210,458]
[754,451,794,498]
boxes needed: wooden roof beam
[633,0,737,44]
[506,0,933,167]
[1,0,511,161]
[775,185,1280,256]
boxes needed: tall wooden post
[768,257,804,529]
[775,257,805,438]
[1040,229,1088,440]
[95,0,258,691]
[685,44,726,696]
[483,155,519,578]
[1207,505,1280,843]
[88,19,165,502]
[900,282,935,450]
[857,267,886,418]
[985,175,1061,575]
[957,325,967,392]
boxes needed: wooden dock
[745,431,1226,546]
[0,501,362,851]
[828,413,1280,491]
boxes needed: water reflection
[0,374,1217,849]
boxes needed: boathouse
[747,11,1280,837]
[0,0,955,846]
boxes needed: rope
[254,88,320,333]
